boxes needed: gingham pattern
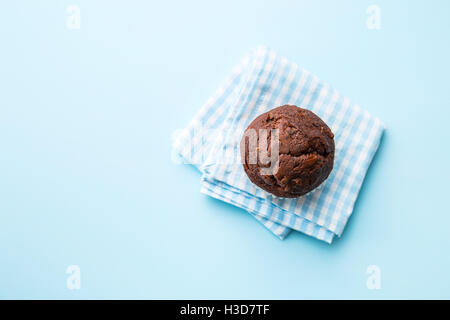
[173,47,384,243]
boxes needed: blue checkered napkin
[173,47,384,243]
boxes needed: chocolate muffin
[240,105,335,198]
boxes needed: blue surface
[1,0,449,299]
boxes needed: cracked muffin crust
[240,105,335,198]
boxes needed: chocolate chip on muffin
[240,105,335,198]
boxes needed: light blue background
[1,0,449,299]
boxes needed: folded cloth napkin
[173,47,384,243]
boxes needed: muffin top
[240,105,335,198]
